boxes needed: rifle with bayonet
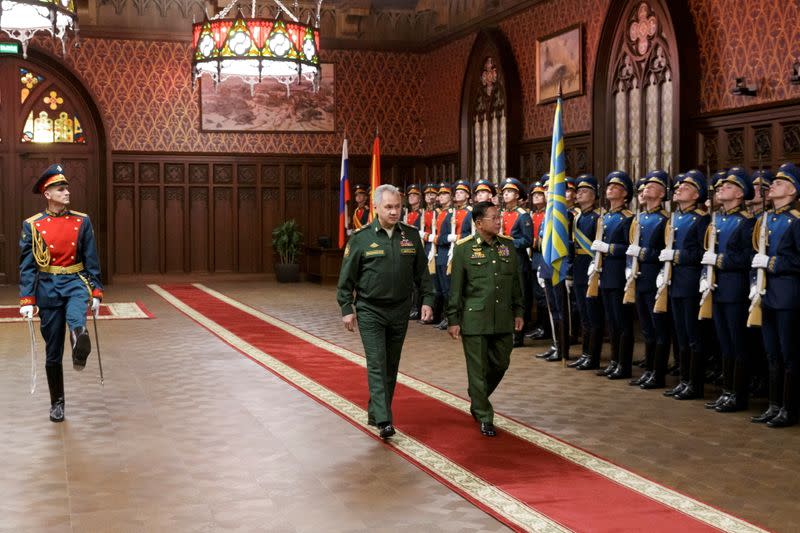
[623,163,641,304]
[748,152,767,327]
[653,172,675,314]
[586,175,605,297]
[698,161,716,319]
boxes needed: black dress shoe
[479,422,497,437]
[629,371,652,386]
[576,359,599,371]
[715,393,748,413]
[49,399,65,423]
[608,366,632,380]
[751,404,781,423]
[378,423,396,439]
[535,346,556,359]
[70,326,91,371]
[704,393,729,410]
[545,352,562,362]
[766,408,798,428]
[674,384,702,400]
[640,374,665,389]
[596,361,617,376]
[526,327,547,340]
[568,355,588,368]
[663,382,687,397]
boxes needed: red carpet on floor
[0,302,153,322]
[154,284,760,533]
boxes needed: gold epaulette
[466,205,473,211]
[791,209,800,218]
[497,233,513,241]
[693,208,707,215]
[659,209,669,217]
[25,213,43,224]
[456,235,474,246]
[353,226,367,234]
[622,209,634,217]
[516,207,527,214]
[740,210,753,219]
[70,210,88,218]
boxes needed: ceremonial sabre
[91,311,105,385]
[27,316,38,395]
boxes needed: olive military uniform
[336,219,435,426]
[447,233,524,423]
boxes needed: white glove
[626,245,641,258]
[591,240,610,253]
[91,297,101,316]
[699,277,710,293]
[656,271,665,289]
[346,229,353,236]
[625,266,632,280]
[752,253,769,269]
[565,278,573,290]
[748,284,759,301]
[536,272,545,288]
[427,234,435,243]
[587,262,596,279]
[421,231,429,241]
[20,305,34,319]
[447,234,457,243]
[701,251,718,266]
[659,248,675,262]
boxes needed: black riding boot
[630,341,655,385]
[598,335,619,376]
[609,333,633,380]
[577,328,603,370]
[717,359,749,412]
[706,357,733,409]
[675,350,705,399]
[752,361,784,423]
[45,364,65,422]
[641,342,668,389]
[71,326,91,371]
[767,369,799,428]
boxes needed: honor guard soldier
[660,170,711,400]
[626,170,671,388]
[404,184,424,319]
[700,168,755,412]
[19,164,104,423]
[527,179,549,340]
[499,178,534,347]
[419,183,442,324]
[750,163,800,427]
[430,182,455,329]
[351,184,370,230]
[337,185,435,439]
[447,201,524,437]
[464,179,497,233]
[590,171,635,379]
[571,174,605,370]
[450,179,474,238]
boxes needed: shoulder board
[497,234,513,241]
[456,235,474,246]
[659,209,668,217]
[399,221,416,230]
[353,226,367,234]
[740,210,753,219]
[467,205,473,211]
[516,207,526,214]
[791,209,800,218]
[25,213,43,224]
[622,209,634,217]
[693,208,706,215]
[70,210,88,218]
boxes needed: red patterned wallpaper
[688,0,800,113]
[35,38,424,156]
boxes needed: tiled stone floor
[1,278,798,532]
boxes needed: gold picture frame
[536,24,584,105]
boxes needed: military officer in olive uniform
[447,201,524,437]
[337,184,435,439]
[19,164,104,423]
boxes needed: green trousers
[357,303,410,425]
[461,333,512,423]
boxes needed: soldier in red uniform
[351,184,370,230]
[419,183,442,324]
[19,164,104,423]
[499,178,534,346]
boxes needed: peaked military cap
[681,169,709,204]
[423,182,439,194]
[473,179,497,196]
[576,173,598,193]
[501,177,527,200]
[34,163,69,194]
[720,167,754,200]
[565,176,577,190]
[354,184,369,195]
[454,179,471,194]
[529,181,546,194]
[642,169,670,191]
[437,182,453,194]
[605,170,633,200]
[775,162,800,191]
[406,183,421,196]
[711,169,728,189]
[751,169,774,188]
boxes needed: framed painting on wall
[536,24,583,105]
[200,63,335,133]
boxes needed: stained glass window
[20,68,45,104]
[20,88,86,144]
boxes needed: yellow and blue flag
[542,96,570,285]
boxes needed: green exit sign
[0,42,21,55]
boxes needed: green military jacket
[447,233,524,335]
[336,218,435,316]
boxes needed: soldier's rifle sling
[586,175,604,298]
[698,162,716,320]
[653,176,674,314]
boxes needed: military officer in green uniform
[447,201,524,437]
[337,184,435,439]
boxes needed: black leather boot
[767,370,798,428]
[641,343,668,389]
[45,364,65,422]
[706,357,733,409]
[577,328,603,370]
[536,345,557,359]
[547,318,569,362]
[71,326,91,371]
[752,361,783,423]
[609,333,633,380]
[569,330,591,367]
[675,349,704,399]
[629,342,655,385]
[597,336,619,376]
[717,359,749,412]
[568,355,588,368]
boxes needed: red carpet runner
[151,283,765,533]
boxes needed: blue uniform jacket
[573,207,599,286]
[709,207,755,304]
[670,208,710,298]
[599,207,633,290]
[758,206,800,310]
[19,210,104,308]
[633,207,668,294]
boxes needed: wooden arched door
[0,50,105,285]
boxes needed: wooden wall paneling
[237,186,258,272]
[213,187,234,272]
[307,164,327,247]
[284,164,304,235]
[261,164,281,270]
[164,186,185,272]
[138,185,160,273]
[113,186,134,274]
[518,132,591,181]
[190,187,209,272]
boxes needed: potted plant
[272,220,303,282]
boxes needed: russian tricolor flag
[338,138,350,248]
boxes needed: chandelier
[0,0,78,57]
[191,0,322,95]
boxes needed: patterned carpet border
[0,302,153,323]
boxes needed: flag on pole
[338,138,350,248]
[368,133,381,222]
[541,96,570,285]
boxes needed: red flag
[368,134,380,222]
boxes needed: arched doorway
[0,48,107,285]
